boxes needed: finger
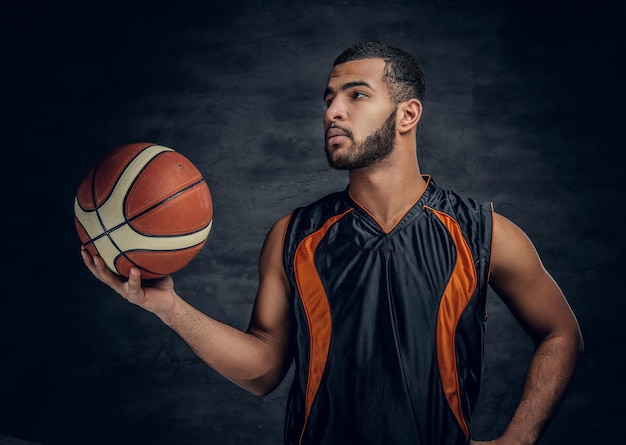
[80,247,95,270]
[81,248,110,283]
[91,254,107,277]
[126,267,144,303]
[85,251,129,293]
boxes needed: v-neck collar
[344,175,434,235]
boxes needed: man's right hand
[81,247,179,317]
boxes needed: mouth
[325,126,351,146]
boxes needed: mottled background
[2,0,624,444]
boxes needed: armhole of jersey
[282,212,297,280]
[486,202,495,282]
[485,202,495,321]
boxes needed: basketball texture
[74,142,213,279]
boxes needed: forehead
[326,58,387,90]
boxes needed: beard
[325,107,397,170]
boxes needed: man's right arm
[81,214,294,397]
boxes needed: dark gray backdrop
[3,0,624,444]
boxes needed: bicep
[247,214,294,366]
[489,213,580,345]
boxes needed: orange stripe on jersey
[294,209,352,445]
[427,206,477,439]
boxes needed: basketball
[74,142,213,279]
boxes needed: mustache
[326,124,353,139]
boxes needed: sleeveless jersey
[282,176,493,445]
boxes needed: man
[82,42,583,444]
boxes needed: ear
[397,99,423,134]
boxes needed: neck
[347,153,427,232]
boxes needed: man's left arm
[472,212,584,445]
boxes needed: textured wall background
[2,0,624,444]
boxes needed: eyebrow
[323,80,373,99]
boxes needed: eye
[324,96,334,108]
[352,91,368,100]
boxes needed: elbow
[241,374,284,397]
[551,326,585,364]
[249,384,276,398]
[236,360,291,397]
[234,334,293,397]
[566,317,585,361]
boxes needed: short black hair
[333,42,425,104]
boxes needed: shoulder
[490,212,544,285]
[424,180,494,249]
[491,213,537,262]
[425,180,492,220]
[287,190,352,235]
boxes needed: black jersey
[282,176,493,445]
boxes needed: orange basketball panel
[124,151,204,218]
[114,242,206,279]
[75,169,97,210]
[129,182,213,235]
[91,142,154,207]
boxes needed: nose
[324,97,347,125]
